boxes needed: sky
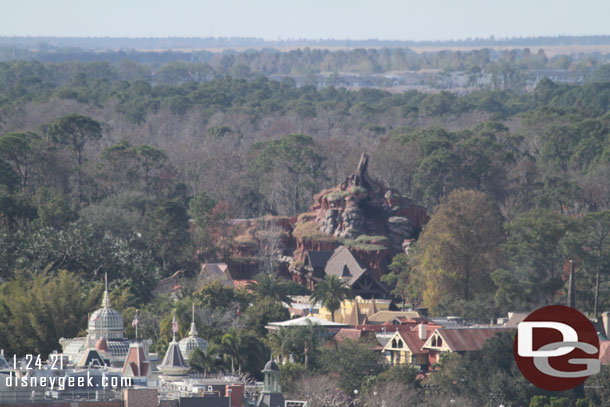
[1,0,608,41]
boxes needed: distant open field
[137,43,610,56]
[409,44,610,56]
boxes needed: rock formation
[292,153,428,277]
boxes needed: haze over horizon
[2,0,608,42]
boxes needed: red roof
[122,344,150,377]
[233,279,255,290]
[433,327,512,352]
[395,327,427,354]
[334,328,365,344]
[95,338,109,352]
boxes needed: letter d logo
[513,305,600,391]
[518,321,577,357]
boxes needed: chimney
[603,312,610,339]
[418,324,427,341]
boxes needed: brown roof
[369,311,420,324]
[367,298,378,318]
[432,327,512,352]
[345,301,368,326]
[334,329,366,344]
[122,343,150,377]
[505,312,529,327]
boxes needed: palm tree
[268,327,292,364]
[310,275,352,322]
[188,347,216,376]
[247,273,291,304]
[219,331,241,373]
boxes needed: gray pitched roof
[305,251,333,270]
[160,340,188,369]
[324,246,367,286]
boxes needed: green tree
[500,208,575,308]
[46,114,102,207]
[145,199,191,272]
[32,187,77,229]
[135,145,167,196]
[188,346,216,376]
[321,339,385,394]
[413,189,506,316]
[381,253,422,309]
[573,211,610,317]
[310,274,352,322]
[0,158,20,192]
[97,140,140,194]
[251,134,326,215]
[194,282,251,311]
[246,273,291,304]
[0,270,102,356]
[0,132,40,189]
[216,329,267,375]
[244,297,290,337]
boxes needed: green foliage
[500,208,575,308]
[0,158,19,192]
[250,134,327,215]
[279,363,308,395]
[213,328,268,376]
[32,187,77,229]
[584,365,610,405]
[246,273,292,304]
[427,332,566,406]
[244,297,290,337]
[320,339,386,394]
[570,210,610,315]
[268,323,325,368]
[0,132,40,189]
[194,282,251,311]
[0,270,102,356]
[412,189,506,317]
[145,199,192,272]
[381,253,422,308]
[2,222,160,301]
[310,274,353,321]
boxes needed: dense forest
[3,43,610,80]
[1,55,610,406]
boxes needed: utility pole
[567,260,575,308]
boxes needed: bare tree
[288,375,352,407]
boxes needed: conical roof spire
[368,297,378,317]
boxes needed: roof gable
[382,328,426,354]
[324,246,367,286]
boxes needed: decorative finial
[102,272,111,308]
[171,311,179,342]
[189,303,198,337]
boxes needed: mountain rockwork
[292,153,428,276]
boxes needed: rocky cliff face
[292,153,428,275]
[219,154,428,280]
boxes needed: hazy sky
[1,0,608,41]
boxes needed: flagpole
[135,309,138,343]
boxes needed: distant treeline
[4,35,610,50]
[2,45,610,78]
